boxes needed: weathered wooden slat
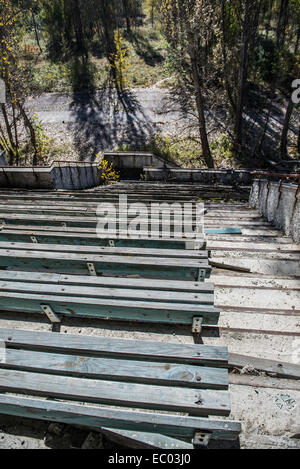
[0,230,203,250]
[208,240,300,252]
[0,291,220,325]
[100,428,194,449]
[0,395,241,440]
[0,241,209,259]
[0,249,210,280]
[0,348,228,389]
[0,328,228,366]
[0,280,214,304]
[229,353,300,380]
[0,369,231,416]
[204,228,242,235]
[0,213,266,228]
[0,205,200,219]
[0,270,214,293]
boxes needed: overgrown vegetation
[1,0,300,167]
[97,154,120,184]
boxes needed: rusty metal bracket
[198,269,206,281]
[192,317,203,336]
[193,432,212,448]
[41,304,61,324]
[87,262,97,276]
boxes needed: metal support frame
[193,432,212,448]
[198,269,206,281]
[192,317,203,336]
[87,262,97,276]
[41,304,61,324]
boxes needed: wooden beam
[0,394,241,440]
[0,328,228,366]
[0,348,228,390]
[0,368,231,416]
[229,353,300,380]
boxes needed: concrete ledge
[250,179,300,243]
[104,152,178,169]
[0,162,99,190]
[144,168,253,185]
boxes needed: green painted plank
[0,230,204,250]
[0,348,228,390]
[0,205,199,219]
[100,428,194,449]
[0,368,231,416]
[0,395,241,439]
[0,270,214,293]
[0,249,211,280]
[0,280,214,305]
[0,213,201,230]
[0,291,220,325]
[204,228,242,234]
[0,242,209,259]
[0,328,228,366]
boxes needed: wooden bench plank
[229,353,300,380]
[0,230,204,250]
[0,291,220,325]
[0,271,214,293]
[0,328,228,366]
[0,212,199,226]
[0,348,228,389]
[100,428,194,449]
[0,280,214,305]
[0,242,209,259]
[0,394,241,440]
[0,368,231,416]
[0,205,200,219]
[0,249,211,280]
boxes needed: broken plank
[229,353,300,380]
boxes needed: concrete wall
[0,163,99,190]
[250,179,300,243]
[145,168,253,185]
[103,152,178,169]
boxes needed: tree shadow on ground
[125,30,164,66]
[67,69,157,161]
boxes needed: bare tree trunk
[122,0,131,33]
[234,17,248,149]
[280,96,294,159]
[234,0,256,152]
[190,55,214,169]
[276,0,289,48]
[1,104,16,164]
[221,0,235,114]
[17,103,39,166]
[32,12,43,53]
[72,0,88,59]
[12,104,19,166]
